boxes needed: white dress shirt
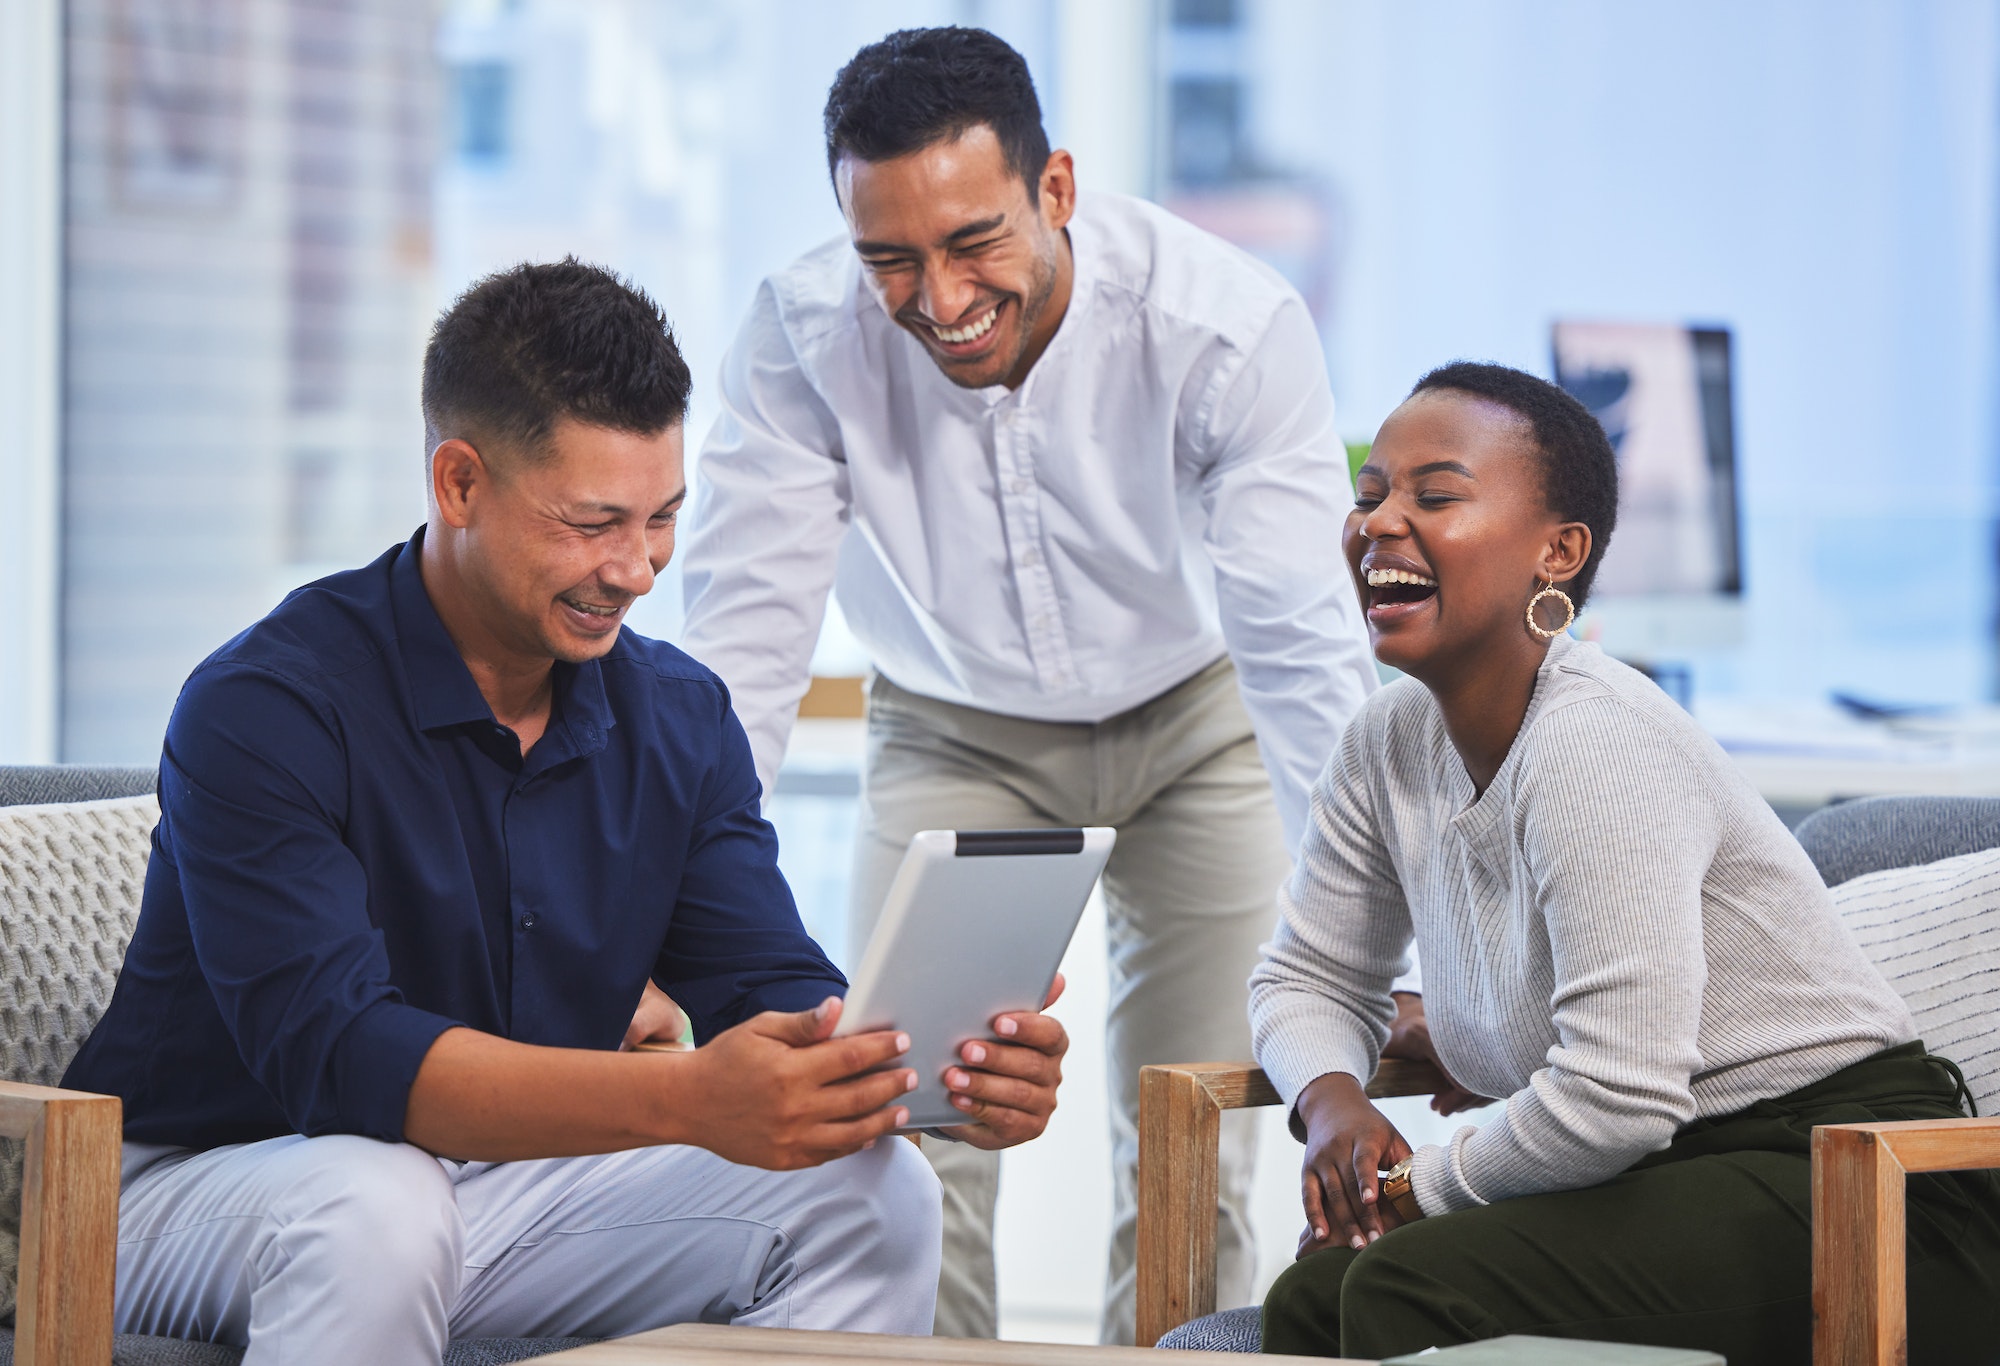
[681,190,1377,854]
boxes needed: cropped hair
[421,257,691,465]
[823,27,1051,202]
[1410,361,1621,605]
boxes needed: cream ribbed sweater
[1249,633,1915,1216]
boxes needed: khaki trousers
[849,658,1290,1344]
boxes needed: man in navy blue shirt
[64,260,1069,1361]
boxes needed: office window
[63,0,434,760]
[452,61,510,162]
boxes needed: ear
[1039,149,1076,232]
[1540,522,1593,587]
[430,438,489,530]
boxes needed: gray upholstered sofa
[1148,795,2000,1353]
[0,765,594,1365]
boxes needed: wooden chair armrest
[1813,1116,2000,1366]
[0,1079,122,1366]
[1134,1057,1447,1345]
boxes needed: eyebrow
[1411,460,1476,479]
[853,214,1009,257]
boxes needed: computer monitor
[1551,321,1744,655]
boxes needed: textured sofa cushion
[0,766,156,810]
[1156,1303,1262,1351]
[1829,844,2000,1116]
[1795,795,2000,888]
[0,793,159,1324]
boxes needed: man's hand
[683,996,920,1170]
[621,978,689,1050]
[1293,1071,1411,1259]
[1382,991,1492,1116]
[936,973,1069,1150]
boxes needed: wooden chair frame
[1133,1058,1443,1347]
[1812,1115,2000,1366]
[1,1079,121,1366]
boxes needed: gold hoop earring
[1526,577,1575,640]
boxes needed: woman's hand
[1294,1071,1412,1258]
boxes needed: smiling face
[434,416,686,668]
[1344,390,1590,683]
[837,124,1074,391]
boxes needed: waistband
[1637,1042,1973,1170]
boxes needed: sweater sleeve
[1249,704,1414,1111]
[1408,695,1720,1215]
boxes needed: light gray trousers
[112,1133,941,1364]
[849,658,1288,1344]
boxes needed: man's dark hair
[823,27,1051,203]
[421,257,692,465]
[1409,361,1621,605]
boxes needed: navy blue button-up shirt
[64,531,845,1149]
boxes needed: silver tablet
[835,826,1115,1128]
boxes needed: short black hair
[421,257,691,465]
[823,27,1051,204]
[1409,361,1621,605]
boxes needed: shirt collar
[387,528,616,749]
[391,529,495,733]
[996,207,1095,409]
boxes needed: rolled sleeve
[652,686,847,1037]
[165,664,463,1141]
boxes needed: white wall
[1248,0,2000,706]
[0,0,62,763]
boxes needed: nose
[599,522,657,600]
[919,257,980,325]
[1356,489,1410,544]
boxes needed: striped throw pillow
[1831,845,2000,1117]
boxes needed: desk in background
[1697,700,2000,825]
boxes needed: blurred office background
[3,0,1997,1342]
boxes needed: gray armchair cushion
[1156,1304,1261,1351]
[0,766,155,809]
[1793,795,2000,887]
[0,792,159,1323]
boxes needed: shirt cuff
[1254,1014,1380,1115]
[330,1000,462,1143]
[1408,1127,1488,1217]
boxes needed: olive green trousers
[1262,1044,2000,1362]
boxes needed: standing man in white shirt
[681,26,1377,1344]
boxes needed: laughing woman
[1251,363,2000,1362]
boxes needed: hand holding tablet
[835,827,1114,1141]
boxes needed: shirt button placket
[1000,408,1076,691]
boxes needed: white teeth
[564,598,617,617]
[931,307,997,344]
[1365,568,1437,588]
